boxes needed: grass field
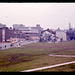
[0,41,75,72]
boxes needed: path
[49,54,75,58]
[20,61,75,72]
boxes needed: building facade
[13,24,43,40]
[40,28,67,42]
[55,28,67,41]
[0,27,16,42]
[0,27,10,42]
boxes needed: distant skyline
[0,3,75,30]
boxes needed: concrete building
[13,24,25,30]
[13,29,23,38]
[22,28,39,40]
[13,24,43,40]
[56,28,67,41]
[31,24,43,37]
[0,27,16,42]
[0,27,10,42]
[0,23,7,42]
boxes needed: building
[13,24,25,30]
[0,27,16,42]
[22,28,39,40]
[0,23,7,42]
[39,29,56,42]
[39,28,67,42]
[13,24,43,40]
[55,28,67,41]
[31,24,43,37]
[0,27,10,42]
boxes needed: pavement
[49,54,75,58]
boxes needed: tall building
[0,27,10,42]
[0,27,15,42]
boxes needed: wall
[56,31,67,41]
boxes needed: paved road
[0,40,39,50]
[20,61,75,72]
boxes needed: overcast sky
[0,3,75,30]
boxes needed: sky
[0,3,75,30]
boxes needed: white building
[40,29,56,42]
[56,29,67,41]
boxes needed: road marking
[20,61,75,72]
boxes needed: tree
[67,29,75,40]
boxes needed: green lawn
[0,41,75,72]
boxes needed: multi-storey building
[13,24,43,40]
[0,27,16,42]
[0,27,10,42]
[0,24,43,42]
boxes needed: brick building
[0,27,14,42]
[0,27,10,42]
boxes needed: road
[0,40,39,50]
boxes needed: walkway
[20,61,75,72]
[49,54,75,58]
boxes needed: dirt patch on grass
[0,53,44,67]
